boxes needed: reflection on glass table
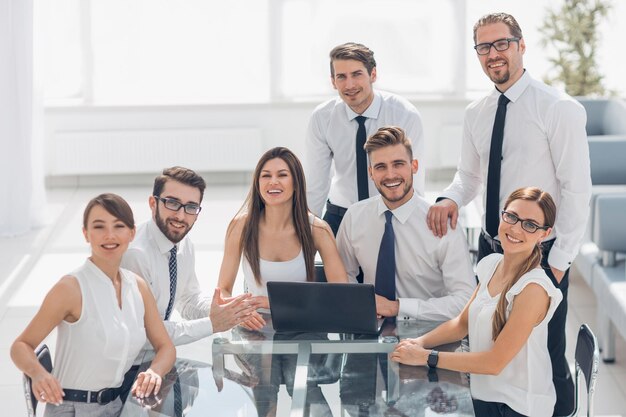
[121,317,475,416]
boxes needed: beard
[489,70,510,85]
[375,177,413,204]
[486,59,511,85]
[155,205,192,244]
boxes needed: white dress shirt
[305,90,425,216]
[469,254,562,417]
[441,71,592,272]
[122,220,213,346]
[336,193,476,320]
[54,260,146,390]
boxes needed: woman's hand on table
[390,339,430,366]
[239,311,266,331]
[132,368,162,398]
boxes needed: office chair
[23,344,52,417]
[564,324,599,417]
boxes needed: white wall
[44,98,470,185]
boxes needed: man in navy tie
[336,127,475,321]
[305,42,425,236]
[119,166,255,401]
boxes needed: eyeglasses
[501,211,548,234]
[154,196,202,215]
[474,37,520,55]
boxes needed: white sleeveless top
[468,253,562,417]
[52,259,146,390]
[242,214,314,297]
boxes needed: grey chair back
[23,344,52,417]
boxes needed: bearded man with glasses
[426,13,591,416]
[119,166,257,402]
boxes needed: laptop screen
[267,281,384,334]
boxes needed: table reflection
[121,318,475,417]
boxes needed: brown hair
[152,166,207,202]
[364,126,413,160]
[491,187,556,341]
[83,193,135,229]
[473,13,523,44]
[329,42,377,77]
[237,147,315,285]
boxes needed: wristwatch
[427,349,439,369]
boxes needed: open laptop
[267,281,386,335]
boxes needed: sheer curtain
[0,0,46,236]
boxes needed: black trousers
[477,234,575,416]
[323,201,364,284]
[322,201,346,237]
[472,399,527,417]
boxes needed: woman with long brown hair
[391,187,562,417]
[218,147,348,329]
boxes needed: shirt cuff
[203,317,214,336]
[547,244,574,272]
[438,192,462,209]
[398,298,418,320]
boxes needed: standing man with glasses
[119,166,256,402]
[426,13,591,415]
[306,42,425,236]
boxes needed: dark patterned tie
[355,116,369,201]
[173,376,183,417]
[164,246,177,320]
[485,94,511,238]
[375,211,396,301]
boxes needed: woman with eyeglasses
[11,193,175,417]
[217,147,348,330]
[391,187,562,417]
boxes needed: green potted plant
[539,0,612,97]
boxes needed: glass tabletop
[121,318,475,416]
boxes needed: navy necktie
[355,116,369,201]
[485,94,510,238]
[375,210,396,300]
[165,246,177,320]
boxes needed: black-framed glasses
[501,211,548,234]
[474,37,520,55]
[154,196,202,215]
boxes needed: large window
[40,0,625,105]
[41,0,463,105]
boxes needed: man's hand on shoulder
[209,288,257,333]
[427,198,458,238]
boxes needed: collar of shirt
[147,219,178,256]
[344,90,383,121]
[493,69,531,104]
[375,190,419,225]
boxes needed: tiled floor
[1,183,625,416]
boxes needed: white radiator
[49,128,264,176]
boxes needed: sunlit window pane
[278,0,460,99]
[90,0,270,105]
[39,0,83,101]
